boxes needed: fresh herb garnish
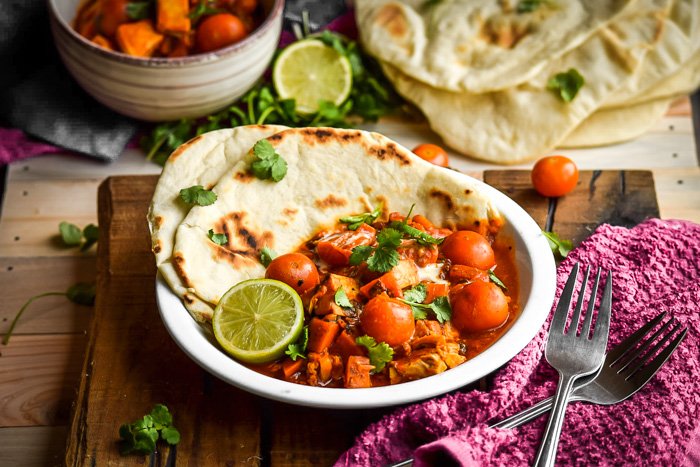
[189,0,224,23]
[118,404,180,455]
[2,282,95,345]
[390,220,443,246]
[339,203,382,230]
[400,284,452,323]
[208,229,228,246]
[542,230,573,259]
[179,185,217,206]
[349,227,402,273]
[517,0,544,13]
[285,326,309,361]
[356,335,393,373]
[249,140,287,182]
[59,221,99,251]
[489,268,507,291]
[125,1,152,20]
[259,247,277,267]
[547,68,585,102]
[334,288,353,309]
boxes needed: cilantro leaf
[285,326,308,361]
[189,0,224,22]
[59,221,82,246]
[543,231,573,259]
[81,224,99,251]
[119,404,180,456]
[126,1,152,20]
[517,0,543,13]
[366,245,400,273]
[259,247,277,267]
[429,296,452,323]
[349,245,374,265]
[208,229,228,246]
[66,282,96,306]
[403,284,428,318]
[250,140,287,181]
[400,289,452,323]
[161,426,181,445]
[390,221,443,246]
[488,268,507,291]
[547,68,585,102]
[149,404,172,428]
[179,185,217,206]
[339,203,382,230]
[334,288,353,309]
[356,335,394,373]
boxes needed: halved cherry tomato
[531,155,579,197]
[412,143,449,167]
[316,224,376,267]
[265,253,320,295]
[450,281,508,333]
[360,294,415,347]
[196,13,247,52]
[441,230,495,270]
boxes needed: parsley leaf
[547,68,585,102]
[208,229,228,246]
[400,287,452,323]
[366,228,401,273]
[285,326,308,361]
[356,335,394,373]
[250,140,287,182]
[489,268,507,291]
[119,404,180,455]
[179,185,217,206]
[259,247,277,267]
[402,283,428,318]
[59,221,82,245]
[334,288,353,309]
[339,203,383,230]
[543,231,573,259]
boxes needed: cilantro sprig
[356,335,393,373]
[400,283,452,323]
[543,231,573,259]
[59,221,98,251]
[208,229,228,246]
[548,68,585,102]
[249,140,287,182]
[339,203,382,230]
[285,326,309,361]
[390,220,442,246]
[179,185,217,206]
[119,404,180,455]
[349,227,402,273]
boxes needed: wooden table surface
[1,99,699,466]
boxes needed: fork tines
[609,311,688,383]
[556,264,612,340]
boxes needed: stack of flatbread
[148,125,502,322]
[355,0,700,164]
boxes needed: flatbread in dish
[172,127,502,308]
[355,0,635,93]
[148,125,288,322]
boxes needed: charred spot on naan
[234,170,255,183]
[365,141,411,165]
[168,135,203,162]
[478,17,530,49]
[173,253,195,288]
[314,194,348,210]
[211,212,274,264]
[153,239,162,254]
[429,189,455,211]
[374,3,412,54]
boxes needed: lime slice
[273,39,352,114]
[213,279,304,364]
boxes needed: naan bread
[355,0,635,92]
[148,125,287,321]
[380,0,676,163]
[172,127,502,307]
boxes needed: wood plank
[0,426,68,467]
[653,167,700,223]
[0,256,95,336]
[0,334,87,427]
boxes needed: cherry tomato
[360,294,415,347]
[196,13,248,53]
[441,230,495,270]
[412,143,449,167]
[265,253,320,295]
[98,0,130,37]
[531,155,579,197]
[450,281,509,332]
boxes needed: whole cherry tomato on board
[531,155,579,197]
[441,230,495,270]
[360,294,415,347]
[450,281,509,333]
[412,143,449,167]
[265,253,320,295]
[196,13,248,52]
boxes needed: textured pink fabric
[336,218,700,466]
[0,128,65,164]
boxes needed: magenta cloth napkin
[336,218,700,466]
[0,128,67,165]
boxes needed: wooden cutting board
[64,170,659,466]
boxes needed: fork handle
[532,373,577,467]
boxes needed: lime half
[213,279,304,364]
[273,39,352,114]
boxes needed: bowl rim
[155,174,557,409]
[48,0,285,67]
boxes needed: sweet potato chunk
[157,0,191,34]
[345,355,373,388]
[307,318,340,353]
[115,20,164,57]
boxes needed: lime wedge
[213,279,304,364]
[273,39,352,114]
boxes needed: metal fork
[492,310,688,429]
[533,263,612,467]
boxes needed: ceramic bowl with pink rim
[48,0,284,121]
